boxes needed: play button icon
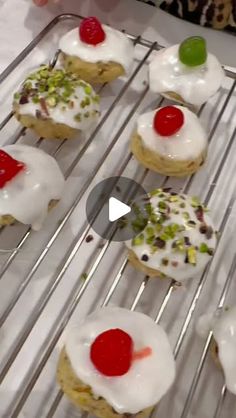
[86,176,150,242]
[109,197,131,222]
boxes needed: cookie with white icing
[59,17,134,84]
[197,307,236,395]
[57,307,175,418]
[13,66,100,139]
[131,105,207,177]
[0,145,65,230]
[125,189,217,281]
[149,36,224,107]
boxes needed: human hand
[33,0,61,6]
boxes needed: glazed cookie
[197,306,236,395]
[131,105,207,177]
[59,17,134,84]
[149,36,224,107]
[57,307,175,418]
[0,145,65,230]
[13,66,100,139]
[125,189,217,281]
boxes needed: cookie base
[128,249,166,279]
[14,107,79,140]
[0,200,58,228]
[57,348,154,418]
[131,132,206,177]
[61,53,125,84]
[210,339,222,370]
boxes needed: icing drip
[0,145,65,230]
[137,106,207,161]
[65,307,175,413]
[197,307,236,395]
[125,189,217,282]
[59,26,134,73]
[13,66,100,130]
[149,44,224,106]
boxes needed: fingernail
[33,0,49,6]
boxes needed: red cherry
[153,106,184,137]
[90,328,133,377]
[0,150,25,189]
[79,17,106,46]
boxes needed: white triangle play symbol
[108,197,131,222]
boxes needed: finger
[33,0,49,6]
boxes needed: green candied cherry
[179,36,207,67]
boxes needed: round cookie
[197,307,236,394]
[59,17,134,84]
[57,307,175,417]
[125,188,217,282]
[131,105,207,177]
[57,349,153,418]
[149,37,224,107]
[13,66,100,139]
[211,306,236,394]
[0,145,65,230]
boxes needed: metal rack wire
[1,13,236,418]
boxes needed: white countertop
[1,0,236,73]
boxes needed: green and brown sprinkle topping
[14,65,100,121]
[131,189,215,267]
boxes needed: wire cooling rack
[0,13,236,418]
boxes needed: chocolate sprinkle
[199,224,207,234]
[184,236,191,246]
[85,235,94,243]
[19,95,29,105]
[141,254,149,262]
[154,237,166,249]
[206,226,213,240]
[195,206,204,222]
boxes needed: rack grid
[0,13,236,418]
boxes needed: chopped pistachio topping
[199,242,209,253]
[186,247,197,265]
[187,220,196,228]
[169,195,179,202]
[146,226,155,238]
[191,196,201,208]
[162,258,169,266]
[14,65,99,119]
[129,189,214,270]
[149,188,163,197]
[80,272,88,281]
[132,234,144,246]
[74,113,81,122]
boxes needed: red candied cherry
[79,17,106,46]
[153,106,184,137]
[90,328,133,376]
[0,150,25,189]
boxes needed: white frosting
[65,307,175,413]
[59,26,134,73]
[126,190,217,282]
[15,68,100,130]
[137,106,207,160]
[0,145,65,230]
[213,307,236,395]
[197,307,236,395]
[149,45,225,106]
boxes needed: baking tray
[0,13,236,418]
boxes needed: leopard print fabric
[139,0,236,31]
